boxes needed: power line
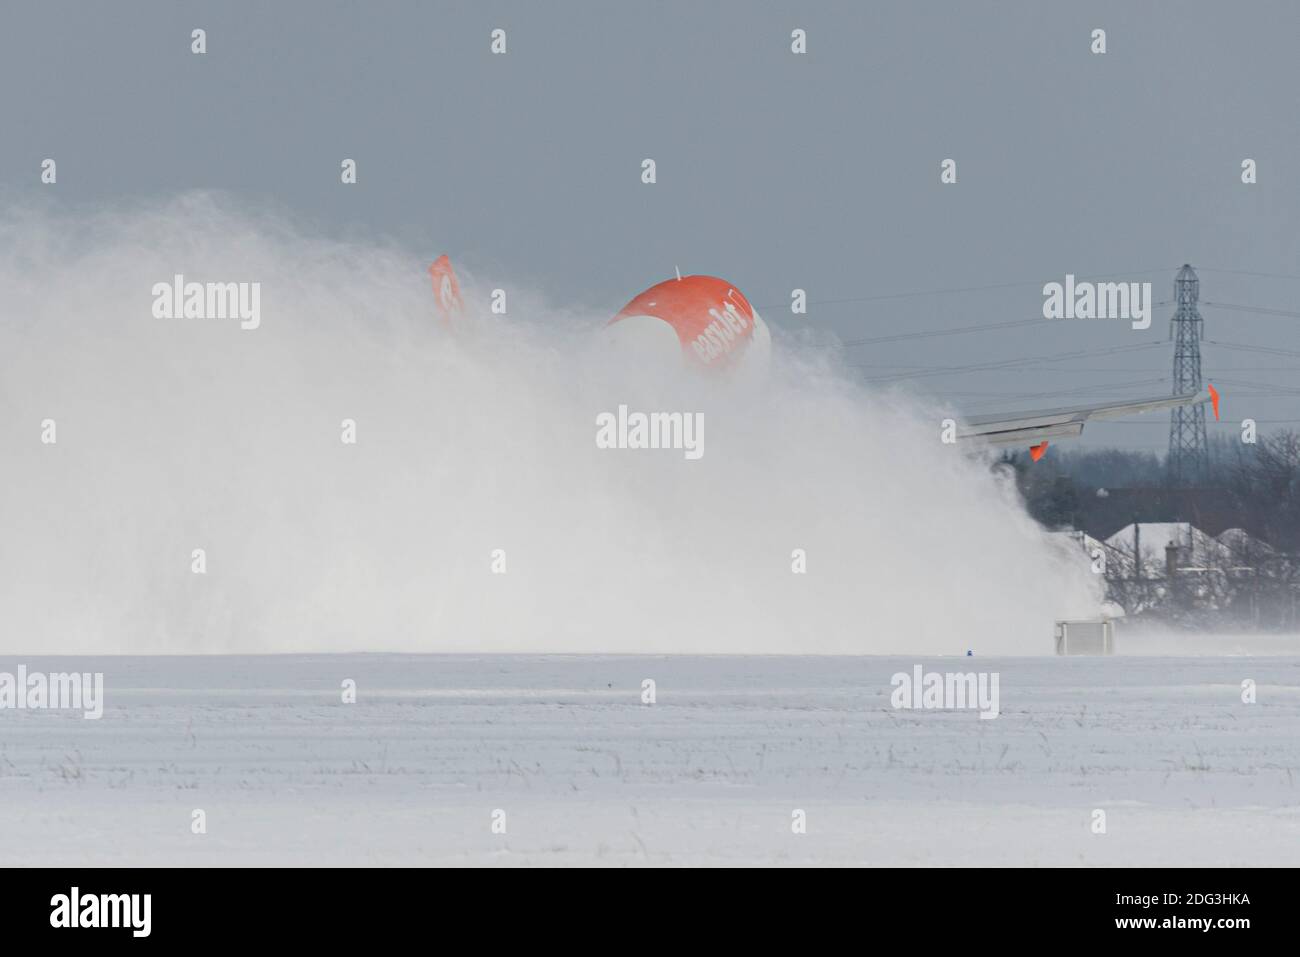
[858,364,1165,371]
[854,363,1299,373]
[1207,339,1300,359]
[1216,386,1300,394]
[753,264,1293,322]
[1197,266,1300,283]
[955,377,1169,410]
[1204,301,1300,319]
[1102,421,1300,429]
[831,300,1174,348]
[858,341,1166,382]
[754,266,1177,312]
[941,386,1163,398]
[838,316,1050,346]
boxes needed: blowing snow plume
[0,195,1101,655]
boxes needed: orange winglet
[1208,383,1221,421]
[428,255,464,326]
[1029,441,1049,462]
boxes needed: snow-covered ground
[2,652,1298,866]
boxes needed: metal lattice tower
[1168,263,1208,484]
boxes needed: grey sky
[2,0,1297,449]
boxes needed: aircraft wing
[957,390,1215,451]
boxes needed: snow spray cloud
[0,195,1100,654]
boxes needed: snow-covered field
[2,652,1298,866]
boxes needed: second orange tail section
[429,255,464,326]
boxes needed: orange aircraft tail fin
[428,255,464,326]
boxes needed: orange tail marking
[1208,383,1221,421]
[1029,441,1049,462]
[428,255,464,326]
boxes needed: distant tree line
[1004,429,1300,551]
[1000,429,1300,629]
